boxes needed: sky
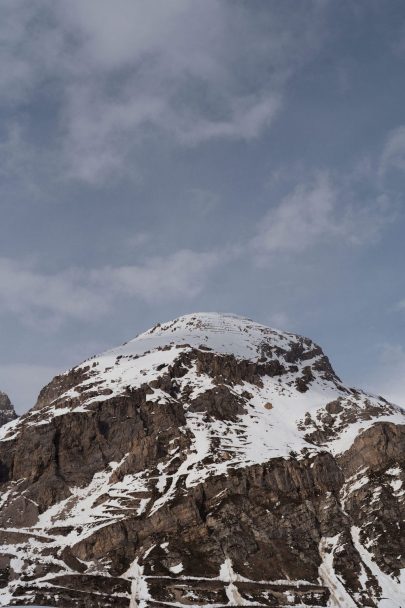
[1,0,405,414]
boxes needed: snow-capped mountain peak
[112,311,324,363]
[0,313,403,607]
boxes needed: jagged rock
[0,391,17,428]
[0,312,403,607]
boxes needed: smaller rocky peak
[0,391,17,427]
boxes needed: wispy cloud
[0,0,327,184]
[252,172,395,256]
[1,161,394,328]
[0,250,221,326]
[58,0,322,182]
[90,250,221,302]
[380,125,405,175]
[252,173,338,253]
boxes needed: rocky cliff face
[0,313,403,607]
[0,391,17,428]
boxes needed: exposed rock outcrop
[0,391,17,428]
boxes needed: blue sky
[1,0,405,413]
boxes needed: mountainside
[0,312,404,607]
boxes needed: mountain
[0,391,17,428]
[0,312,403,607]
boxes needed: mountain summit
[0,313,404,607]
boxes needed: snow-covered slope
[0,313,403,607]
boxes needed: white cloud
[252,173,394,255]
[0,0,327,183]
[0,250,221,326]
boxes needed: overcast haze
[1,0,405,413]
